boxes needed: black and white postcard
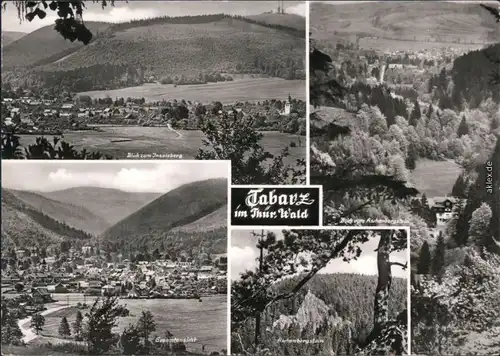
[1,160,229,356]
[1,1,306,185]
[230,227,410,356]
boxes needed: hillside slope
[3,14,304,88]
[1,190,93,249]
[40,187,162,226]
[1,31,26,46]
[311,2,500,43]
[101,178,228,252]
[2,21,111,69]
[42,17,304,76]
[170,204,227,234]
[5,189,110,235]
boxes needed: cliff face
[272,290,353,355]
[273,290,348,333]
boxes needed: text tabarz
[231,187,322,226]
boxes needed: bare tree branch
[390,261,408,270]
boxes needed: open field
[78,78,306,104]
[21,295,227,354]
[19,127,305,166]
[411,159,462,197]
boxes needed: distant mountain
[1,190,93,249]
[2,14,304,84]
[1,31,26,46]
[101,178,227,253]
[2,21,111,69]
[40,187,162,226]
[4,188,109,235]
[311,2,500,44]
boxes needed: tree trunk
[254,236,264,350]
[374,230,392,330]
[363,230,393,354]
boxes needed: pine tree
[431,232,446,281]
[452,172,468,198]
[417,241,432,274]
[420,193,429,208]
[121,324,142,355]
[457,115,469,137]
[137,311,156,351]
[85,297,129,355]
[427,104,434,119]
[405,146,418,171]
[31,313,45,335]
[58,316,71,338]
[491,116,499,132]
[72,310,83,340]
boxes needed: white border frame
[2,159,233,355]
[228,226,411,356]
[229,184,324,228]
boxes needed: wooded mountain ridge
[1,178,228,254]
[2,13,305,87]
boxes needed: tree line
[110,13,304,38]
[2,189,94,242]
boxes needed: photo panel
[1,1,307,185]
[230,227,410,356]
[1,160,230,355]
[309,1,500,354]
[308,0,500,222]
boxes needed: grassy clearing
[78,78,305,104]
[19,128,305,167]
[411,159,462,197]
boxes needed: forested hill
[1,189,93,250]
[267,273,407,333]
[100,178,228,254]
[1,31,26,46]
[449,43,500,109]
[3,188,109,235]
[2,13,305,85]
[39,187,162,226]
[2,21,111,69]
[234,273,407,354]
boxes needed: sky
[1,160,229,193]
[1,1,306,33]
[230,229,409,280]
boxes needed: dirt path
[18,305,70,343]
[167,123,183,138]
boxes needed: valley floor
[18,128,304,165]
[78,78,306,104]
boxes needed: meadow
[27,295,227,354]
[77,78,306,104]
[19,127,305,166]
[411,159,462,197]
